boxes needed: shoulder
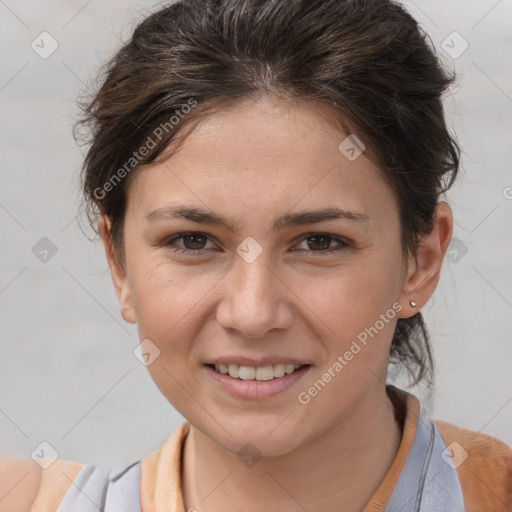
[435,419,512,510]
[435,419,512,471]
[0,457,84,512]
[0,458,41,512]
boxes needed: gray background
[0,0,511,468]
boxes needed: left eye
[293,233,349,254]
[163,232,349,255]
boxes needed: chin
[199,413,309,459]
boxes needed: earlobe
[99,216,137,324]
[398,202,453,317]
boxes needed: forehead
[127,96,397,224]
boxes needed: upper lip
[206,356,309,367]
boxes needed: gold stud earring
[409,300,417,308]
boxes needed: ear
[398,202,453,318]
[99,216,137,324]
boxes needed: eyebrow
[145,204,370,232]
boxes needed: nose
[215,250,294,339]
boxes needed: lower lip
[204,365,311,399]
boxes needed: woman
[2,0,510,510]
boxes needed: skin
[0,459,41,512]
[102,95,453,512]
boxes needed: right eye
[163,232,216,254]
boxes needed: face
[110,96,415,457]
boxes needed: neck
[182,385,403,512]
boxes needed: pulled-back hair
[76,0,460,389]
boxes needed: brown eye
[181,233,208,250]
[307,234,333,251]
[164,232,214,253]
[294,233,349,255]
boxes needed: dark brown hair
[76,0,460,389]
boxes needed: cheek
[129,256,219,336]
[300,263,402,399]
[297,275,400,416]
[128,261,212,410]
[305,261,401,336]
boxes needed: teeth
[228,364,239,378]
[273,364,285,378]
[285,364,295,375]
[213,363,302,381]
[239,366,256,380]
[255,366,274,381]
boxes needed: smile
[210,363,306,381]
[204,359,312,399]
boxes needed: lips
[211,362,305,381]
[205,362,311,399]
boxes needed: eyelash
[162,232,351,256]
